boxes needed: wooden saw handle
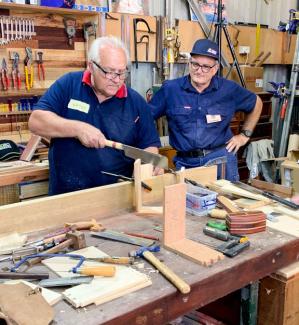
[105,140,124,150]
[143,251,190,294]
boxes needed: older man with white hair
[29,36,161,195]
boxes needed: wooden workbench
[0,166,298,324]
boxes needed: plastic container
[186,183,217,216]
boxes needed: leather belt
[177,145,225,158]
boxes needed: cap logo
[207,48,217,55]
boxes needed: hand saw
[105,140,168,169]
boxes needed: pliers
[1,58,10,91]
[12,52,21,90]
[37,51,45,80]
[24,47,33,91]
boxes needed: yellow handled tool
[77,266,116,277]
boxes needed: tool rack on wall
[0,3,98,142]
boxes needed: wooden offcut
[163,183,224,267]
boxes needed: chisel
[74,266,116,277]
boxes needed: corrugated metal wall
[131,0,298,95]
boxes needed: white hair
[88,36,130,66]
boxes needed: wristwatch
[240,129,253,138]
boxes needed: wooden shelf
[0,89,46,100]
[0,3,98,16]
[0,111,31,116]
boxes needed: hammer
[130,246,190,294]
[28,231,86,266]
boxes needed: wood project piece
[42,246,151,308]
[217,195,240,213]
[20,134,42,161]
[134,159,162,215]
[234,198,269,210]
[211,180,272,203]
[227,211,266,234]
[163,183,224,267]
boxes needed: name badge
[206,114,221,123]
[68,99,90,113]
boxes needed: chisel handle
[142,251,190,294]
[105,140,124,150]
[78,266,116,277]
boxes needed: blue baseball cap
[190,39,219,60]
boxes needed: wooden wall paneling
[105,13,122,38]
[129,14,156,63]
[177,20,205,53]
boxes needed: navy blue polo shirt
[35,71,160,195]
[149,75,257,152]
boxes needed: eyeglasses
[189,60,217,73]
[92,61,128,80]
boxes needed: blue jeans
[174,147,240,181]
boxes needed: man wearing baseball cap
[149,38,262,181]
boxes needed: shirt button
[198,107,201,111]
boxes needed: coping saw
[105,140,168,169]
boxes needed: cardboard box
[281,160,299,194]
[223,66,264,93]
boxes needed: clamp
[12,52,21,90]
[268,81,290,99]
[37,51,45,81]
[1,58,9,91]
[24,47,33,90]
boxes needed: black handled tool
[101,171,152,191]
[233,181,299,210]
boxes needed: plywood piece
[166,238,224,267]
[213,180,272,203]
[276,261,299,280]
[163,183,186,244]
[42,246,151,308]
[163,183,224,267]
[20,135,41,161]
[234,198,268,210]
[0,232,27,254]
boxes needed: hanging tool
[137,35,150,62]
[11,52,21,90]
[1,58,9,91]
[101,170,152,191]
[133,18,155,68]
[36,51,45,81]
[24,47,33,91]
[83,21,97,67]
[233,181,299,210]
[130,245,190,294]
[104,139,168,169]
[63,17,76,46]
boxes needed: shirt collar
[82,70,128,98]
[181,74,220,93]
